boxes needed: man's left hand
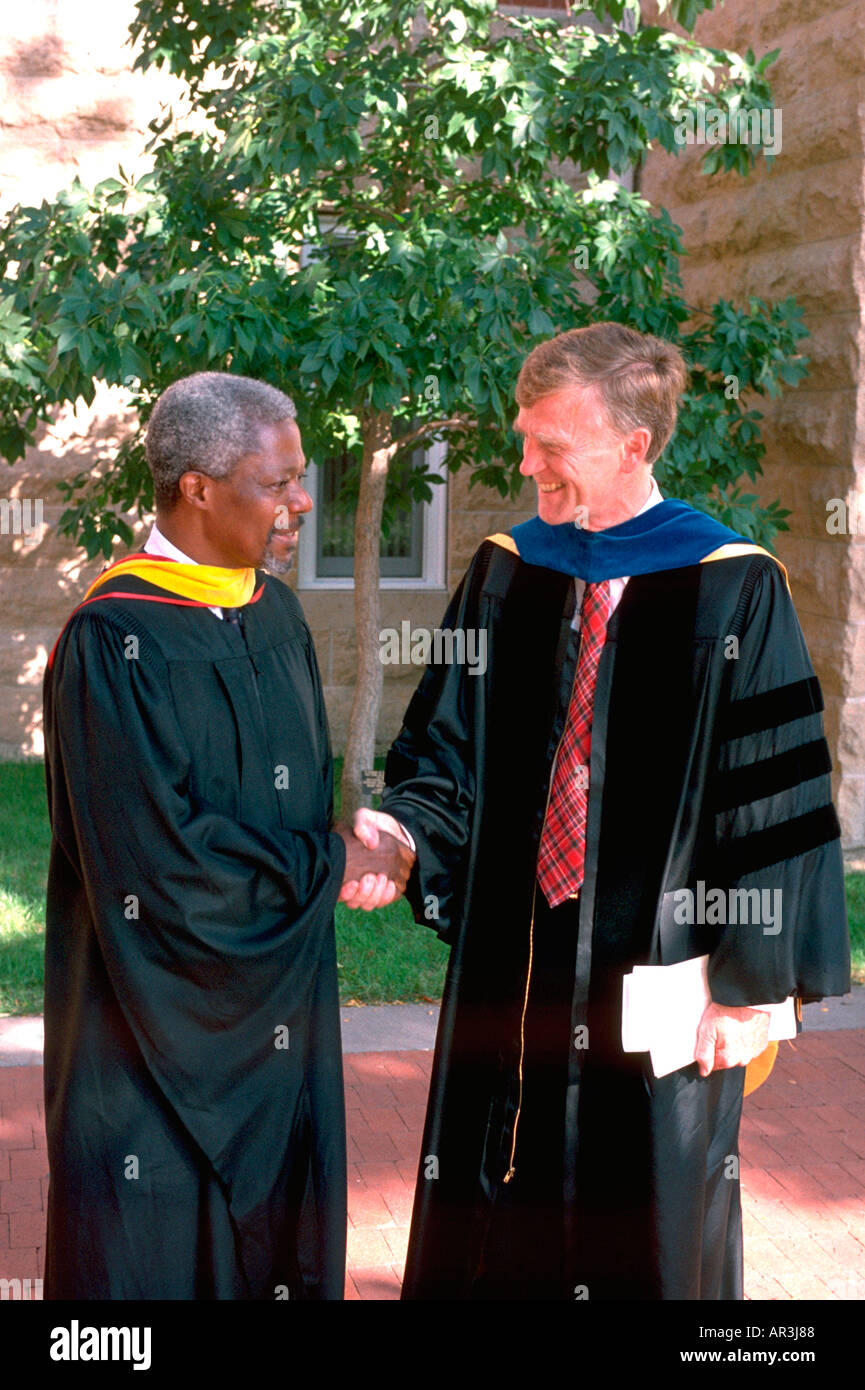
[337,808,417,911]
[694,1002,770,1078]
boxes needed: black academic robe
[382,541,851,1301]
[42,571,347,1299]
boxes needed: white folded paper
[622,955,797,1079]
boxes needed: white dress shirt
[143,524,224,618]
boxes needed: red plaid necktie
[536,579,611,908]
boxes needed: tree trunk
[341,409,393,820]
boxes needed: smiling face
[514,384,653,531]
[165,417,312,573]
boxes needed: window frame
[295,437,449,591]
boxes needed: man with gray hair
[351,321,849,1300]
[42,371,414,1299]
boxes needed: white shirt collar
[143,523,200,566]
[634,475,663,518]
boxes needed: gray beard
[261,542,295,576]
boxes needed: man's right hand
[335,823,415,911]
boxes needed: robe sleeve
[705,558,851,1007]
[47,608,346,1178]
[381,554,487,944]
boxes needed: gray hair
[146,371,297,509]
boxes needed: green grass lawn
[0,762,49,1016]
[2,759,863,1016]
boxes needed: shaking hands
[336,808,416,911]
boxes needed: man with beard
[352,323,850,1300]
[42,371,414,1299]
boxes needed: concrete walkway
[2,996,864,1300]
[3,988,864,1065]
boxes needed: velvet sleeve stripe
[717,804,841,880]
[712,738,832,812]
[717,675,823,741]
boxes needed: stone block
[1,74,135,136]
[808,616,851,694]
[840,621,865,699]
[838,695,865,764]
[692,2,762,53]
[811,651,842,701]
[762,81,863,175]
[0,682,43,756]
[0,34,73,79]
[0,628,55,688]
[796,157,864,241]
[736,239,859,315]
[789,314,860,394]
[768,390,855,470]
[768,6,865,104]
[843,548,865,624]
[647,87,860,208]
[0,565,92,628]
[753,0,846,41]
[780,535,854,627]
[759,462,854,544]
[836,773,865,848]
[673,246,827,320]
[821,691,842,752]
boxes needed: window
[295,437,448,589]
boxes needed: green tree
[0,0,804,813]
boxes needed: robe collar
[81,552,257,608]
[506,498,761,582]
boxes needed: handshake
[335,809,416,911]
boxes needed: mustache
[270,514,306,537]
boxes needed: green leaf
[527,307,555,336]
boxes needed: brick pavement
[2,1030,864,1300]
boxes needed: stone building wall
[641,0,865,845]
[0,1,177,759]
[0,390,141,760]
